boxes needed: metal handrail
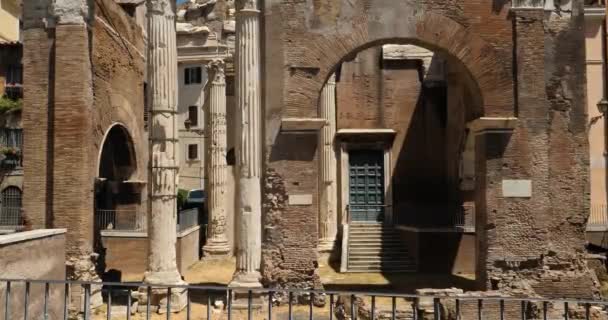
[1,277,607,303]
[1,277,608,320]
[346,204,392,224]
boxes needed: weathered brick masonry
[262,0,599,298]
[21,0,146,279]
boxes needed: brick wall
[101,229,200,280]
[52,24,94,255]
[21,26,52,229]
[21,0,147,275]
[0,230,67,320]
[263,0,596,298]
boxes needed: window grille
[0,186,21,227]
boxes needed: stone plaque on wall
[502,179,532,198]
[288,194,313,206]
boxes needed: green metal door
[349,150,385,222]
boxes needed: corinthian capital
[147,0,175,16]
[236,0,258,11]
[207,59,226,85]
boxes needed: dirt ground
[90,257,476,319]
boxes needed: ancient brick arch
[313,12,512,118]
[97,123,138,181]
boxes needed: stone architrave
[318,74,338,252]
[203,59,231,257]
[230,0,263,289]
[142,0,186,312]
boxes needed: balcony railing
[1,278,607,320]
[94,208,201,234]
[94,209,146,232]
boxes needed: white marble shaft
[203,60,230,256]
[144,0,184,286]
[318,74,338,252]
[232,0,263,287]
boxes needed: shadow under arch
[94,123,141,278]
[317,39,493,291]
[97,122,138,181]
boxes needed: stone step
[349,230,400,234]
[348,260,416,266]
[348,256,411,264]
[347,224,415,273]
[349,235,401,239]
[348,245,405,250]
[349,230,399,234]
[348,240,403,245]
[349,228,391,232]
[347,262,416,267]
[348,249,409,257]
[346,267,417,273]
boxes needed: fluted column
[230,0,263,288]
[203,59,231,257]
[143,0,186,310]
[318,74,338,252]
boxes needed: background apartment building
[0,0,23,232]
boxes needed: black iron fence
[1,278,607,320]
[393,203,475,229]
[94,209,146,233]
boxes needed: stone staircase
[346,223,417,272]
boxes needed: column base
[228,271,263,309]
[203,240,231,258]
[139,270,187,313]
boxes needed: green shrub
[0,96,22,114]
[177,188,189,210]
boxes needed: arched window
[0,186,21,226]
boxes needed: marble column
[203,59,231,257]
[143,0,186,311]
[230,0,263,288]
[318,74,338,252]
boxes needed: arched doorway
[94,124,142,240]
[317,41,483,282]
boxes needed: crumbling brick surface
[261,164,323,300]
[263,0,598,299]
[92,0,147,187]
